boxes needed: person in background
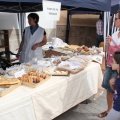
[98,10,120,118]
[96,14,104,47]
[106,51,120,120]
[17,13,47,63]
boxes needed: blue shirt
[30,24,39,35]
[23,24,46,35]
[113,78,120,111]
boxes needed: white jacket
[20,26,44,63]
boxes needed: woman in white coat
[17,13,47,63]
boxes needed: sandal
[98,111,108,118]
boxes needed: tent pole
[104,11,110,68]
[65,10,71,44]
[18,13,22,41]
[104,12,107,68]
[104,12,107,50]
[111,14,115,35]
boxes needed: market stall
[0,1,110,120]
[0,62,103,120]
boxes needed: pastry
[82,46,89,51]
[0,78,20,86]
[8,69,21,76]
[18,71,49,84]
[77,47,82,52]
[25,63,32,66]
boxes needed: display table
[0,62,103,120]
[0,88,36,120]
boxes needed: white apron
[20,26,44,63]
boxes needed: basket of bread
[18,70,50,88]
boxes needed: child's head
[114,51,120,64]
[112,51,120,71]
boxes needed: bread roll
[0,78,20,86]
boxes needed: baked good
[82,46,89,51]
[61,56,70,61]
[18,71,49,84]
[0,78,20,86]
[8,69,21,76]
[25,63,32,66]
[77,47,82,52]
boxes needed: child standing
[106,51,120,120]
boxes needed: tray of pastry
[57,61,85,74]
[18,71,50,88]
[59,45,81,51]
[42,66,69,76]
[0,77,21,97]
[57,67,84,74]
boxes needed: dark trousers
[96,34,104,47]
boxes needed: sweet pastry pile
[7,68,22,76]
[68,55,92,66]
[77,46,89,52]
[57,60,85,74]
[24,63,32,66]
[18,71,49,84]
[61,56,71,61]
[0,77,20,86]
[53,58,61,65]
[43,66,68,76]
[77,46,99,55]
[61,45,81,51]
[58,61,84,70]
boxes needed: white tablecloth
[0,88,36,120]
[0,62,103,120]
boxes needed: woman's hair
[114,50,120,64]
[117,10,120,19]
[28,13,39,24]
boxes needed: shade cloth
[0,0,111,12]
[111,0,120,14]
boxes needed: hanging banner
[43,1,61,21]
